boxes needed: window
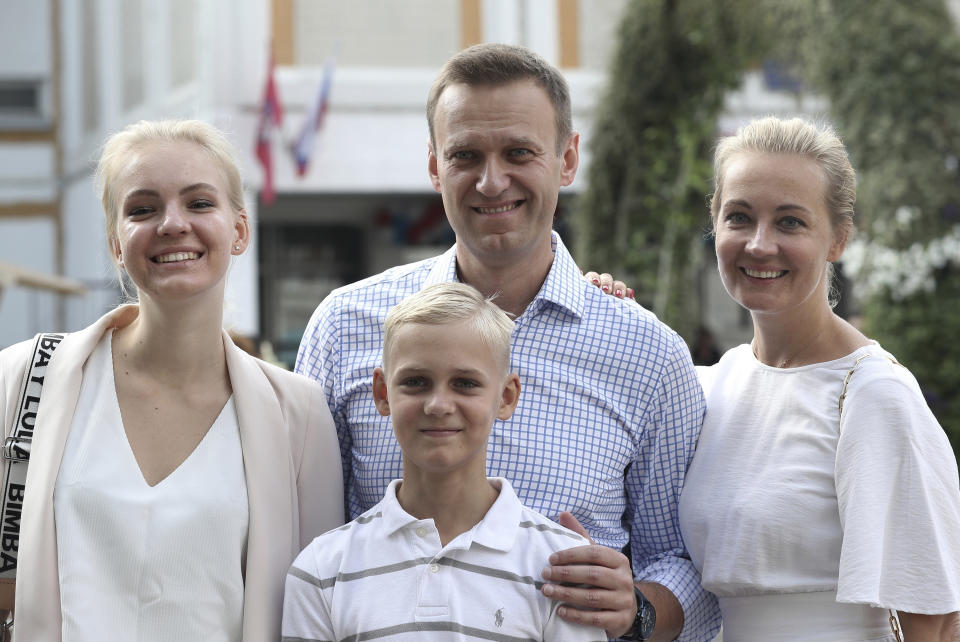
[0,79,50,129]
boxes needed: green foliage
[801,0,960,250]
[572,0,766,338]
[802,0,960,453]
[579,0,960,450]
[864,269,960,458]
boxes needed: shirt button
[429,563,440,573]
[415,527,427,537]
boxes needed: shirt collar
[423,243,459,287]
[379,479,420,536]
[377,478,522,553]
[534,232,585,318]
[423,231,585,319]
[462,477,522,552]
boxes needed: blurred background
[1,0,958,452]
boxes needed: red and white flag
[256,48,283,205]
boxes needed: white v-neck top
[53,331,249,641]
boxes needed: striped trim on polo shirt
[290,513,582,593]
[291,555,548,592]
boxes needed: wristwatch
[625,586,656,640]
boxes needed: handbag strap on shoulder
[0,332,66,611]
[838,353,871,417]
[836,349,904,641]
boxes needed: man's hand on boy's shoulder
[540,512,637,639]
[541,513,685,641]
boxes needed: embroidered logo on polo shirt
[495,607,504,627]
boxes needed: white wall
[0,0,58,345]
[51,0,267,337]
[579,0,629,70]
[0,143,56,201]
[60,172,120,328]
[296,1,459,67]
[0,219,58,348]
[223,190,260,335]
[0,0,52,76]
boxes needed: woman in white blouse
[676,117,960,640]
[0,119,344,641]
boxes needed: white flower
[894,206,916,228]
[844,223,960,300]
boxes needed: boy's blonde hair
[383,282,514,374]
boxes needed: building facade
[0,0,63,344]
[0,0,633,362]
[3,0,917,358]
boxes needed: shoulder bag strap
[0,333,66,619]
[837,352,903,642]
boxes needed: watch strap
[627,586,656,640]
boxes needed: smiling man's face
[427,79,578,271]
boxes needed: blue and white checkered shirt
[296,232,720,640]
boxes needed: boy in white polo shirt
[282,282,605,641]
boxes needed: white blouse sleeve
[835,360,960,614]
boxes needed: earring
[234,245,240,251]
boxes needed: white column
[522,0,559,64]
[98,0,122,131]
[483,0,522,44]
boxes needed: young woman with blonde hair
[0,119,343,640]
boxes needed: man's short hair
[426,43,573,154]
[383,282,515,374]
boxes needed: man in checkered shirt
[295,43,719,641]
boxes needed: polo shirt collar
[423,231,585,318]
[379,479,420,536]
[464,477,522,552]
[377,478,523,553]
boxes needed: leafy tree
[573,0,765,338]
[579,0,960,453]
[799,0,960,453]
